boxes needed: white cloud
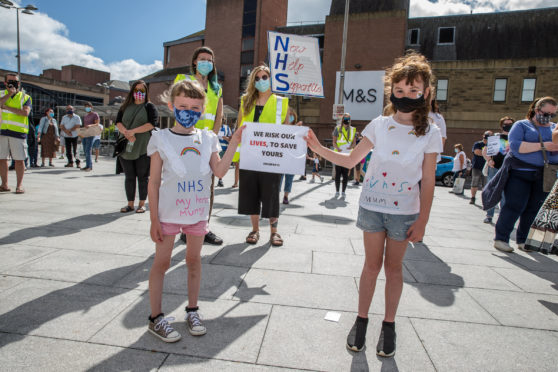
[410,0,558,17]
[0,5,162,81]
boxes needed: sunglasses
[254,75,268,82]
[134,89,146,93]
[540,112,557,119]
[6,80,19,88]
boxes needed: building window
[409,29,420,45]
[522,78,536,102]
[438,27,455,45]
[242,38,254,51]
[493,78,507,102]
[241,64,253,77]
[436,79,448,101]
[241,51,254,65]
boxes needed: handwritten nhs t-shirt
[147,128,220,224]
[359,116,442,215]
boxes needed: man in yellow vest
[0,73,32,194]
[331,113,356,198]
[175,46,224,245]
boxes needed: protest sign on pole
[486,135,500,156]
[267,31,324,98]
[239,123,309,175]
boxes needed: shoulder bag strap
[531,121,549,167]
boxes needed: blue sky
[0,0,556,81]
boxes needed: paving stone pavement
[1,156,557,371]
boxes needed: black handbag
[112,136,128,158]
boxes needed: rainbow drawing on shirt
[388,125,396,131]
[180,147,200,156]
[392,150,400,155]
[408,129,416,136]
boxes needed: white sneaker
[341,192,346,198]
[517,243,533,252]
[494,240,513,252]
[335,192,340,197]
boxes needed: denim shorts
[356,206,419,241]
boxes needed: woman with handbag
[116,80,159,213]
[493,97,558,253]
[37,108,59,167]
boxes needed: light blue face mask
[196,61,213,76]
[174,107,201,128]
[85,107,91,113]
[289,115,295,123]
[255,78,270,93]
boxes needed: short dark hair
[5,73,18,81]
[84,102,93,107]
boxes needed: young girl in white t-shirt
[146,79,243,343]
[306,52,442,357]
[311,152,323,182]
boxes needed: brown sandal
[246,231,260,244]
[136,206,146,213]
[15,187,25,194]
[270,232,283,247]
[0,185,11,192]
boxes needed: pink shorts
[160,220,209,236]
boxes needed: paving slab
[4,249,148,286]
[114,261,246,300]
[426,246,521,269]
[403,260,520,291]
[90,294,271,364]
[466,288,558,330]
[312,251,416,282]
[0,278,140,342]
[411,318,558,372]
[160,354,296,371]
[493,267,558,295]
[234,268,359,312]
[211,243,312,273]
[0,244,57,272]
[0,275,26,293]
[257,306,435,372]
[0,333,166,372]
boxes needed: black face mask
[390,93,425,113]
[342,118,350,125]
[502,125,513,133]
[6,80,19,90]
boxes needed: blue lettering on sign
[274,35,290,52]
[275,73,289,91]
[275,53,288,71]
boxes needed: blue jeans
[82,136,94,169]
[486,167,505,218]
[495,170,547,244]
[280,174,294,193]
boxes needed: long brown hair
[120,80,149,112]
[526,96,557,120]
[384,52,433,136]
[242,65,270,115]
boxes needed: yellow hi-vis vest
[0,90,31,135]
[334,125,356,152]
[232,94,288,162]
[174,74,222,130]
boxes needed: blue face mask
[289,115,295,123]
[196,61,213,76]
[49,112,54,118]
[85,107,91,113]
[255,78,270,93]
[174,107,201,128]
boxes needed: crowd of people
[2,46,557,359]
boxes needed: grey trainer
[148,315,181,343]
[186,311,207,336]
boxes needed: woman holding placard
[233,65,289,246]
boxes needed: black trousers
[119,154,150,201]
[65,137,79,164]
[335,165,349,192]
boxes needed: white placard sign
[239,123,309,175]
[267,31,324,98]
[486,135,500,156]
[334,71,385,121]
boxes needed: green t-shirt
[118,103,157,160]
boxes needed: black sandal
[120,205,134,213]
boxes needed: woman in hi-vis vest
[174,46,224,246]
[234,65,289,246]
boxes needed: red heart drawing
[392,183,396,186]
[382,172,387,177]
[394,201,398,206]
[408,187,412,190]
